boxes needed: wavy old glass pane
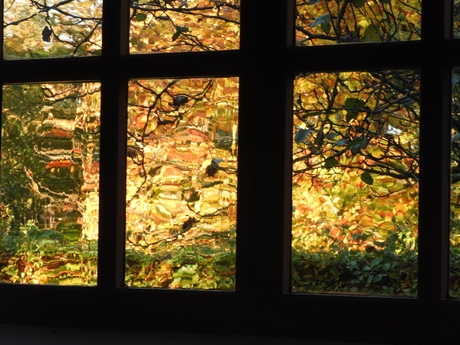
[126,77,238,289]
[0,83,100,285]
[451,69,460,297]
[292,71,419,295]
[3,0,102,59]
[296,0,421,46]
[130,0,240,53]
[455,0,460,38]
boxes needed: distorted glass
[3,0,102,59]
[130,0,240,53]
[455,0,460,38]
[126,77,238,289]
[292,71,419,295]
[451,69,460,297]
[296,0,421,46]
[0,83,101,285]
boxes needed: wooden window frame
[0,1,457,344]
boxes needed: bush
[292,229,417,296]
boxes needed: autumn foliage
[296,0,421,45]
[0,83,100,284]
[292,71,419,295]
[2,0,460,297]
[125,78,238,288]
[0,0,240,288]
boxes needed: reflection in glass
[3,0,102,59]
[292,71,419,295]
[126,77,238,289]
[0,83,101,285]
[130,0,240,53]
[296,0,421,46]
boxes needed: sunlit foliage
[455,0,460,38]
[3,0,240,59]
[292,71,419,295]
[5,0,460,297]
[451,69,460,297]
[130,0,240,53]
[125,77,238,289]
[296,0,421,46]
[0,83,100,285]
[3,0,103,59]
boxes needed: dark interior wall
[0,324,396,345]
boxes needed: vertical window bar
[418,0,452,303]
[237,0,292,298]
[0,0,3,60]
[97,0,129,289]
[103,0,129,56]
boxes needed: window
[292,70,420,296]
[0,1,458,344]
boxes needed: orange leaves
[125,77,238,288]
[296,0,421,46]
[49,128,72,138]
[129,111,150,130]
[0,82,101,285]
[45,160,74,169]
[292,70,419,260]
[130,0,240,54]
[4,0,103,59]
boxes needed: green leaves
[310,13,331,28]
[347,135,369,155]
[361,171,374,185]
[297,0,421,44]
[172,26,189,41]
[363,24,380,42]
[136,13,147,21]
[325,157,338,168]
[310,13,331,33]
[453,132,460,142]
[352,0,366,7]
[292,70,421,295]
[292,241,417,295]
[294,128,311,144]
[344,97,365,122]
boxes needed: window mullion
[417,0,452,304]
[236,0,291,299]
[418,63,451,301]
[98,77,127,289]
[102,0,129,57]
[97,0,129,289]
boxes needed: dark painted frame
[0,1,457,344]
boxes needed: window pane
[455,0,460,38]
[0,83,101,285]
[126,77,238,289]
[296,0,421,46]
[130,1,240,54]
[292,71,419,296]
[451,69,460,297]
[3,0,102,59]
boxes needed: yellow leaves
[358,215,375,228]
[4,0,103,59]
[296,0,421,45]
[292,133,419,254]
[129,1,240,53]
[125,77,238,285]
